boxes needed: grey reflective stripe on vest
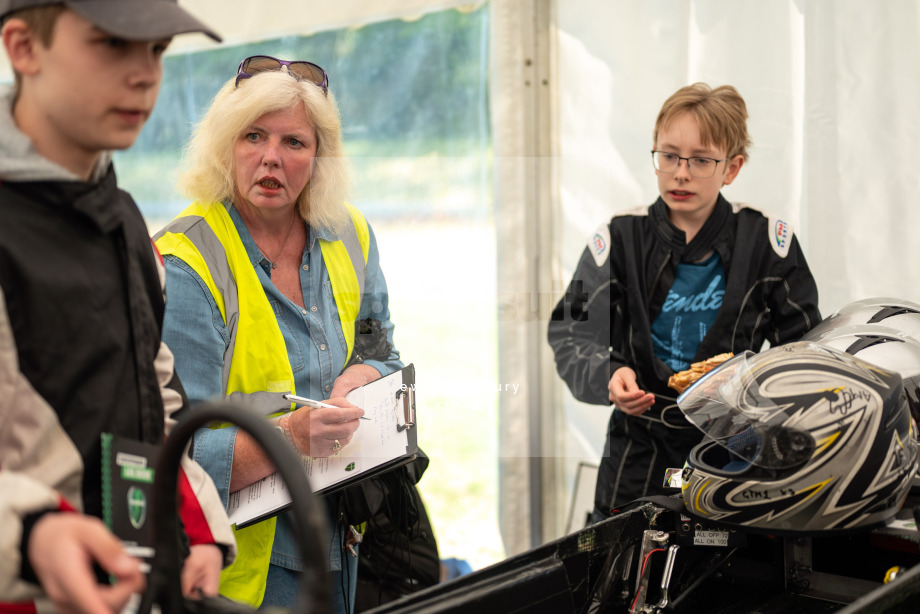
[227,390,290,416]
[154,215,243,406]
[339,218,366,297]
[155,212,365,414]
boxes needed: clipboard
[227,364,418,528]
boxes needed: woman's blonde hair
[653,83,752,162]
[178,69,352,233]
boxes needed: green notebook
[100,433,161,565]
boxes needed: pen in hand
[283,394,371,420]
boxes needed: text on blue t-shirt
[651,252,725,372]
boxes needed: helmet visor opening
[678,351,816,470]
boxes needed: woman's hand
[287,398,365,457]
[329,363,381,398]
[608,366,656,416]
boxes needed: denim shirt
[161,203,402,571]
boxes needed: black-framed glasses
[651,150,728,178]
[235,55,328,94]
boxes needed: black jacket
[0,170,175,520]
[549,195,821,410]
[0,87,235,603]
[548,195,821,512]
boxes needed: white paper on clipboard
[227,364,417,528]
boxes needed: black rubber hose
[137,401,331,614]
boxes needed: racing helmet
[802,324,920,431]
[678,341,918,533]
[803,297,920,345]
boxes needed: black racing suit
[548,195,821,520]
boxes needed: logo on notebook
[127,486,147,530]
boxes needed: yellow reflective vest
[154,200,369,606]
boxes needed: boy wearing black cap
[0,2,232,612]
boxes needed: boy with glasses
[548,83,821,523]
[0,1,235,611]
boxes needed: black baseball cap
[0,0,221,42]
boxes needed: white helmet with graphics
[677,342,918,533]
[802,324,920,434]
[803,297,920,345]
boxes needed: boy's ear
[722,154,744,187]
[2,18,42,77]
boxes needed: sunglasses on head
[235,55,329,94]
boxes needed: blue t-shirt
[651,252,725,371]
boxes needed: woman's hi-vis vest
[154,200,369,607]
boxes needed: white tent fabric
[169,0,478,50]
[491,0,559,557]
[3,0,919,560]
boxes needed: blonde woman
[155,57,403,612]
